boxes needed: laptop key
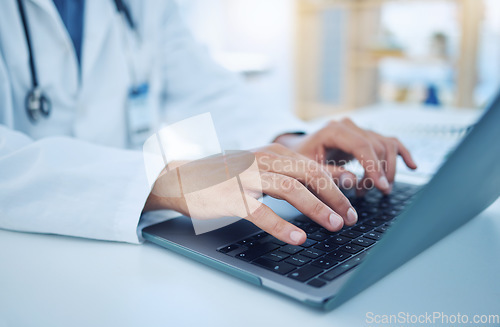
[288,265,324,282]
[268,237,286,246]
[249,241,260,247]
[393,193,408,201]
[364,231,382,241]
[308,232,329,242]
[285,255,311,267]
[352,224,373,233]
[364,195,381,204]
[301,238,317,248]
[301,248,325,259]
[303,225,319,234]
[364,219,385,227]
[375,226,388,233]
[243,240,259,247]
[352,237,376,247]
[325,250,351,262]
[313,242,337,253]
[259,235,286,245]
[340,230,363,239]
[262,251,289,262]
[252,232,268,240]
[323,228,342,236]
[328,235,350,245]
[280,244,304,255]
[376,213,391,221]
[388,198,401,205]
[307,278,327,288]
[319,257,361,281]
[339,243,363,254]
[218,244,240,254]
[367,207,382,215]
[359,211,375,220]
[385,208,400,216]
[253,258,296,275]
[235,243,279,261]
[311,257,338,269]
[393,204,405,211]
[317,227,330,234]
[379,201,390,209]
[238,238,254,246]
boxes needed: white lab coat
[0,0,305,243]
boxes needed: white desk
[1,199,499,327]
[1,106,499,327]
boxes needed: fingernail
[379,176,390,190]
[329,213,343,230]
[347,208,358,224]
[340,172,355,189]
[290,231,303,244]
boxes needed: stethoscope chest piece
[17,0,134,124]
[25,88,51,123]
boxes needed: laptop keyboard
[217,183,419,288]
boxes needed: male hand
[144,144,357,245]
[275,118,417,195]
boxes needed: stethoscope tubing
[16,0,135,123]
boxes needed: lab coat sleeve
[0,50,151,243]
[156,1,308,150]
[0,128,152,244]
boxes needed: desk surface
[1,198,499,327]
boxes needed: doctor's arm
[0,50,152,243]
[0,126,153,243]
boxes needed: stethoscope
[16,0,135,123]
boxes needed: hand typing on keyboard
[144,144,356,245]
[145,119,416,246]
[275,118,417,195]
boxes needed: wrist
[143,192,187,214]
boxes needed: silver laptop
[142,92,500,311]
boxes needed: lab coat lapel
[26,0,76,56]
[81,0,115,84]
[26,0,60,21]
[24,0,81,103]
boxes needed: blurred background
[175,0,499,178]
[176,0,499,118]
